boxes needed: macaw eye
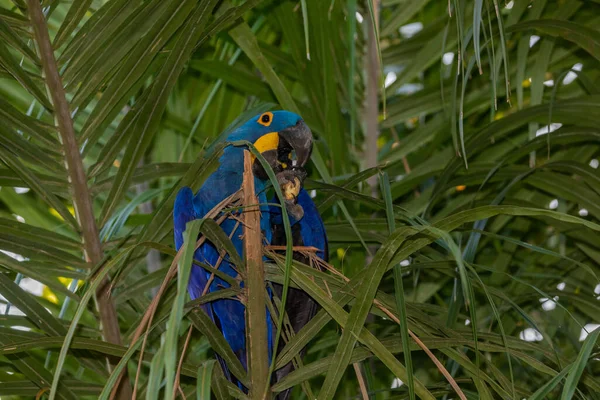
[258,112,273,127]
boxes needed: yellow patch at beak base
[253,132,279,158]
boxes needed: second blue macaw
[173,110,327,394]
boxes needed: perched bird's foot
[284,200,304,221]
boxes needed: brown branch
[26,1,131,399]
[128,193,239,399]
[130,219,216,399]
[201,220,239,297]
[243,151,270,399]
[376,302,467,400]
[390,127,420,198]
[264,245,320,252]
[310,256,466,400]
[389,127,412,175]
[172,325,194,399]
[130,251,182,400]
[352,363,369,400]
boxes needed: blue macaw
[173,110,327,394]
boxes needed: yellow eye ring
[257,112,273,127]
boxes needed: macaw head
[228,110,313,180]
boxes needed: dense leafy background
[0,0,599,399]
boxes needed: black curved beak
[278,119,313,168]
[252,119,313,182]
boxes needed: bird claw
[284,199,304,221]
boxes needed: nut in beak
[282,177,302,201]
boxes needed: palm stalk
[26,1,130,398]
[243,151,270,399]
